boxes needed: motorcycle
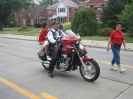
[38,30,100,82]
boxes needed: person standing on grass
[106,22,126,73]
[38,22,51,61]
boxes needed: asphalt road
[0,38,133,99]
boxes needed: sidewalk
[0,34,133,51]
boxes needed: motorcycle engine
[59,54,70,71]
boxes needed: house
[47,0,78,24]
[27,4,47,25]
[10,4,47,26]
[9,0,108,26]
[10,9,29,26]
[78,0,108,22]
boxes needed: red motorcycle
[38,30,100,82]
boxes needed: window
[60,18,66,23]
[36,20,40,24]
[48,13,52,18]
[58,8,65,13]
[95,3,104,10]
[97,7,102,10]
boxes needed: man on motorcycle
[47,20,61,78]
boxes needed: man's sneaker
[110,66,117,71]
[46,55,51,61]
[120,67,126,73]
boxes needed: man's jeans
[111,46,120,65]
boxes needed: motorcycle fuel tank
[60,45,74,55]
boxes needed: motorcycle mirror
[77,33,81,39]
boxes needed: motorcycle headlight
[79,44,84,49]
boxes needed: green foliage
[9,23,15,27]
[118,2,133,36]
[18,26,31,31]
[34,23,41,28]
[63,22,71,30]
[101,0,126,29]
[39,0,58,5]
[72,0,85,4]
[99,27,113,37]
[0,0,24,30]
[71,7,98,36]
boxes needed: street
[0,38,133,99]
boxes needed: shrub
[63,22,71,30]
[34,23,41,28]
[9,23,15,27]
[71,7,98,36]
[99,27,113,36]
[18,26,31,31]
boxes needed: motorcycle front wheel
[80,59,100,82]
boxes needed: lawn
[0,27,133,43]
[1,27,41,36]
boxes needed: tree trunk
[0,24,3,31]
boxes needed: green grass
[81,36,133,43]
[1,27,41,36]
[81,36,109,41]
[0,27,133,43]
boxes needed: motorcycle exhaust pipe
[42,64,49,67]
[40,60,50,64]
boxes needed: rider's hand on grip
[56,39,61,44]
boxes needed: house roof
[27,5,47,19]
[79,0,90,5]
[95,3,103,7]
[47,0,78,9]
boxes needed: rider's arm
[47,31,56,43]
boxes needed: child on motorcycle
[38,22,51,61]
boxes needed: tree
[23,0,34,9]
[119,1,133,36]
[39,0,58,6]
[123,0,132,4]
[71,8,98,36]
[101,0,126,29]
[0,0,24,31]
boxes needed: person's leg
[48,50,59,78]
[114,47,120,68]
[115,48,126,72]
[43,41,51,60]
[110,46,117,71]
[44,45,51,60]
[44,44,49,55]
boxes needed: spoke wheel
[80,59,100,82]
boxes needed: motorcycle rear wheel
[80,59,100,82]
[42,63,49,70]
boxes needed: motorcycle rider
[47,20,61,78]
